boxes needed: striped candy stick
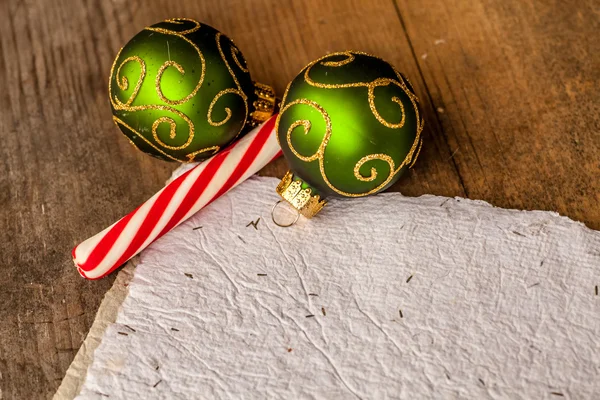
[73,116,281,280]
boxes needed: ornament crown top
[276,171,327,219]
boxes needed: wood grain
[0,0,597,398]
[394,0,600,221]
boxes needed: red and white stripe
[73,115,281,280]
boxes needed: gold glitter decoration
[215,33,246,91]
[368,78,406,129]
[109,48,124,97]
[211,32,248,137]
[409,137,423,168]
[110,99,197,153]
[354,154,395,182]
[154,59,204,106]
[207,88,244,127]
[147,18,201,36]
[154,117,178,140]
[280,99,331,163]
[276,51,425,197]
[286,121,314,160]
[303,51,367,89]
[112,116,181,162]
[321,52,355,67]
[114,55,146,107]
[394,71,419,105]
[147,19,206,106]
[231,46,249,73]
[279,81,292,113]
[184,146,220,162]
[152,116,192,150]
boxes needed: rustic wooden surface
[0,0,597,398]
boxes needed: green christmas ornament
[275,51,424,218]
[109,18,275,162]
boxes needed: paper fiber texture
[54,263,135,399]
[73,175,600,399]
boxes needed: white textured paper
[75,176,600,399]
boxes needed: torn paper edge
[54,260,137,399]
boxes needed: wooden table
[0,0,597,398]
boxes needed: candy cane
[73,116,281,280]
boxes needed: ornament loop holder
[248,82,277,128]
[271,200,300,228]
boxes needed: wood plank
[0,0,461,398]
[394,0,600,228]
[0,0,174,398]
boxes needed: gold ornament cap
[276,171,327,218]
[248,82,276,127]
